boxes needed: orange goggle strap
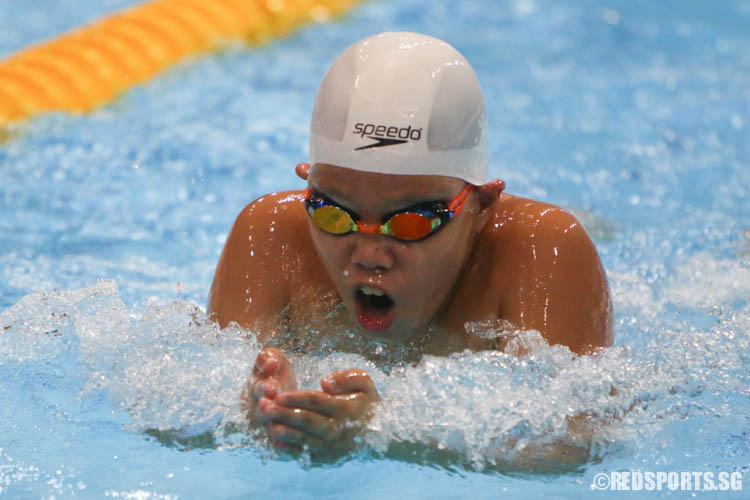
[447,184,474,214]
[304,184,474,239]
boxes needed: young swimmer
[208,32,613,456]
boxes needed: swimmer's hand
[244,347,298,421]
[244,347,379,459]
[271,369,380,458]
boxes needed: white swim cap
[310,32,487,185]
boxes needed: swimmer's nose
[350,236,394,271]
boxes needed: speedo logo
[353,123,422,150]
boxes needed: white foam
[2,278,748,470]
[666,252,750,308]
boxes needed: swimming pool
[1,0,749,497]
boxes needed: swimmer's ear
[475,179,505,212]
[295,162,311,180]
[469,180,504,234]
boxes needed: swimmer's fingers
[253,347,283,377]
[248,378,279,406]
[260,398,338,440]
[269,423,324,452]
[277,389,346,418]
[251,347,297,393]
[251,397,279,426]
[321,369,380,402]
[320,369,380,419]
[244,380,281,429]
[270,423,355,459]
[279,389,376,424]
[270,438,303,454]
[278,370,380,420]
[270,422,304,445]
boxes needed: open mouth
[354,285,396,331]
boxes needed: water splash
[1,271,747,472]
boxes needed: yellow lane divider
[0,0,360,127]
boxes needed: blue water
[1,0,749,497]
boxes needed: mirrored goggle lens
[387,212,436,241]
[311,205,354,234]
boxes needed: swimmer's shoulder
[209,190,317,329]
[231,190,309,246]
[229,189,330,283]
[468,193,592,311]
[481,193,613,351]
[483,193,590,248]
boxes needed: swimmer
[208,32,613,457]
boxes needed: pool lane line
[0,0,361,129]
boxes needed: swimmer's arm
[208,192,301,335]
[500,207,613,354]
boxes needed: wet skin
[243,346,379,456]
[210,162,613,456]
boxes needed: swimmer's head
[310,32,487,186]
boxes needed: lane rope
[0,0,360,127]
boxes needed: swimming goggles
[304,184,474,241]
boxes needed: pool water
[1,0,749,497]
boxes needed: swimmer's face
[305,163,483,342]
